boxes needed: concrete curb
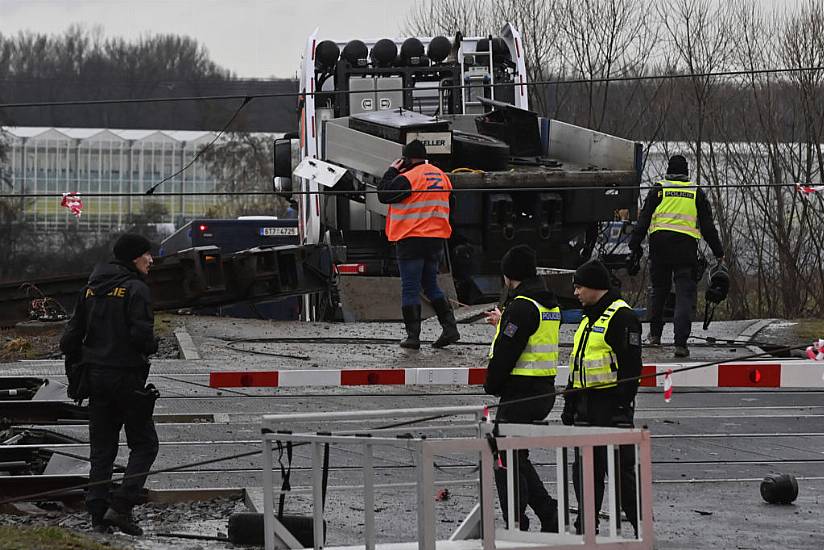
[736,318,777,353]
[174,328,201,360]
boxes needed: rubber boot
[645,333,661,346]
[674,345,690,358]
[103,506,143,536]
[400,305,421,350]
[431,297,460,348]
[534,499,560,533]
[87,499,112,533]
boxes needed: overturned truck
[273,24,641,319]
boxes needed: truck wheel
[451,131,510,171]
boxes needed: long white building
[1,127,222,232]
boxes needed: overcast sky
[0,0,809,79]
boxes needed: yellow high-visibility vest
[650,180,701,239]
[489,296,561,377]
[569,298,631,389]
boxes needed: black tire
[228,512,322,547]
[451,131,510,171]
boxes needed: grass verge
[0,525,124,550]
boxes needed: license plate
[260,227,297,236]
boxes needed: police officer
[562,259,641,535]
[378,139,459,350]
[483,245,560,532]
[60,233,159,536]
[629,155,724,357]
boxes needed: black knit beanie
[573,259,611,290]
[113,233,152,263]
[667,154,689,177]
[501,244,537,281]
[402,139,427,159]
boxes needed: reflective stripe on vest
[489,296,561,377]
[569,298,631,389]
[650,180,701,239]
[385,163,452,241]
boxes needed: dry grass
[0,526,123,550]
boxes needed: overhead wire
[144,96,251,195]
[0,181,818,200]
[1,64,824,110]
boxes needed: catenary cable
[2,181,821,200]
[144,96,252,195]
[0,65,823,110]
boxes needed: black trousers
[572,443,638,533]
[648,260,697,346]
[494,392,557,530]
[86,367,159,513]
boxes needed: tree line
[2,7,824,319]
[407,0,824,320]
[0,25,297,131]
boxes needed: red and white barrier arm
[209,360,824,389]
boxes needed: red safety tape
[663,369,673,402]
[60,192,83,218]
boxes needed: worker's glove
[626,249,642,276]
[132,383,160,417]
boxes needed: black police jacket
[484,277,558,402]
[60,261,157,370]
[628,173,724,264]
[563,289,642,427]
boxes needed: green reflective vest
[569,298,631,389]
[650,179,701,239]
[489,296,561,377]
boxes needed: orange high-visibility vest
[385,163,453,241]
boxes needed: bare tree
[554,0,657,132]
[404,0,493,37]
[199,133,288,218]
[658,0,733,184]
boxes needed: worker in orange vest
[378,139,459,350]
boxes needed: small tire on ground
[451,131,510,171]
[228,512,321,547]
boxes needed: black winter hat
[667,154,689,177]
[501,244,537,281]
[402,139,427,159]
[113,233,152,263]
[573,259,611,290]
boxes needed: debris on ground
[0,337,32,361]
[0,497,245,549]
